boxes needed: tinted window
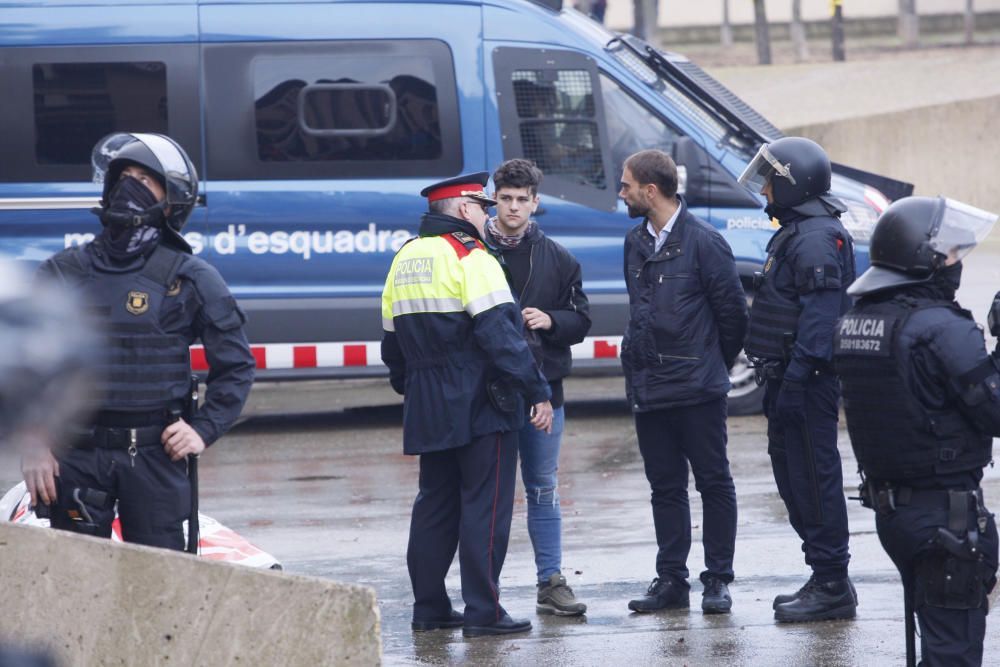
[600,73,681,186]
[33,62,168,166]
[254,54,443,163]
[511,69,604,189]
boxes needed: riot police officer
[21,132,255,551]
[834,196,1000,666]
[738,137,858,622]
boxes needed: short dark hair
[624,150,678,198]
[492,159,543,196]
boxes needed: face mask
[934,260,963,296]
[108,176,160,216]
[97,177,163,260]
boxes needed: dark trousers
[407,430,518,626]
[51,444,191,551]
[876,493,998,667]
[634,396,737,585]
[765,374,850,581]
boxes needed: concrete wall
[787,94,1000,215]
[604,0,1000,30]
[0,522,381,665]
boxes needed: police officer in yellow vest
[381,172,554,638]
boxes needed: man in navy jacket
[619,149,748,615]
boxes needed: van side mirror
[672,136,760,208]
[676,165,687,196]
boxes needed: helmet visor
[929,197,998,263]
[737,144,796,193]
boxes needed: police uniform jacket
[38,238,255,445]
[621,196,748,411]
[381,213,551,455]
[835,285,1000,485]
[745,206,855,383]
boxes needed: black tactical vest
[52,244,192,413]
[834,297,992,479]
[745,225,801,362]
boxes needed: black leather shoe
[462,614,532,638]
[773,575,857,610]
[627,577,690,613]
[701,576,732,614]
[412,609,464,632]
[774,577,857,623]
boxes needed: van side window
[254,60,442,163]
[493,47,616,212]
[33,62,168,166]
[511,70,603,190]
[204,40,462,180]
[599,73,680,186]
[0,45,200,184]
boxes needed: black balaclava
[893,261,963,303]
[97,176,163,261]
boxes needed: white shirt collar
[645,204,682,252]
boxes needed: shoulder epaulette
[444,231,484,258]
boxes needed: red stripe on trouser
[488,432,501,621]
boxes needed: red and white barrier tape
[191,335,623,371]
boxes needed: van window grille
[32,62,168,165]
[511,69,604,190]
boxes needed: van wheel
[727,351,764,415]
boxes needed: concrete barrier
[0,522,381,665]
[787,94,1000,214]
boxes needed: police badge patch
[126,291,149,315]
[834,314,895,357]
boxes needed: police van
[0,0,911,413]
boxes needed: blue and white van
[0,0,910,413]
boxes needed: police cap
[420,172,497,207]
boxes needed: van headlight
[841,186,890,243]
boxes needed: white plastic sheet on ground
[0,482,280,570]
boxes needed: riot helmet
[849,196,998,296]
[738,137,835,211]
[91,133,199,246]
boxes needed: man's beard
[626,202,648,219]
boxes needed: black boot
[627,577,689,613]
[774,577,857,623]
[772,574,817,610]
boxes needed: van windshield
[606,41,757,160]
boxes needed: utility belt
[857,481,991,541]
[751,358,835,387]
[72,409,177,450]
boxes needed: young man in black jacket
[619,149,748,615]
[487,159,592,616]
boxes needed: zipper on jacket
[658,353,700,362]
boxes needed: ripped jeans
[518,405,565,583]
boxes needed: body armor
[834,297,992,479]
[745,225,801,362]
[51,244,191,412]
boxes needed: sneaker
[627,577,689,613]
[701,576,732,614]
[537,573,587,616]
[773,575,857,610]
[774,577,857,623]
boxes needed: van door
[0,13,202,263]
[490,46,630,340]
[199,3,477,357]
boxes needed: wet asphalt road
[1,244,998,665]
